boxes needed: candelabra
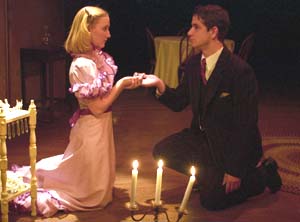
[125,200,188,222]
[126,160,195,222]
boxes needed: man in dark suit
[141,4,282,210]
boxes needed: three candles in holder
[129,159,196,212]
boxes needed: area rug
[263,137,300,195]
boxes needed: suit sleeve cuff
[155,88,163,98]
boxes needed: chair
[177,27,189,36]
[145,27,156,73]
[238,33,255,61]
[178,32,194,83]
[224,39,235,53]
[0,100,37,222]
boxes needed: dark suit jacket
[158,47,262,178]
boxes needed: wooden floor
[5,82,300,222]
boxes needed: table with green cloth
[154,36,235,88]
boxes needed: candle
[130,160,139,208]
[154,159,163,206]
[179,166,196,212]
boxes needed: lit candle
[179,166,196,212]
[154,159,163,206]
[130,160,139,208]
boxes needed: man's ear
[210,26,219,40]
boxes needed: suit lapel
[189,54,202,116]
[202,48,231,116]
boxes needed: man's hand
[141,74,160,87]
[222,173,241,194]
[141,74,165,93]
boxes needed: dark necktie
[201,58,207,85]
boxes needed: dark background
[63,0,300,88]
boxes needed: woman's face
[90,15,111,49]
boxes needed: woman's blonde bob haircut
[64,6,109,54]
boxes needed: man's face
[187,15,213,50]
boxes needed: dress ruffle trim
[69,50,117,99]
[10,189,65,217]
[69,72,112,99]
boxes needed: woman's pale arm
[86,76,143,115]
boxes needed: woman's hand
[87,73,144,115]
[120,74,144,89]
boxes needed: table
[154,36,235,88]
[20,47,67,119]
[0,100,37,222]
[154,36,188,88]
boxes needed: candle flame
[132,160,139,169]
[190,166,196,176]
[158,159,164,168]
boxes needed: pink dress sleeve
[68,51,118,99]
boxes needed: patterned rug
[263,137,300,195]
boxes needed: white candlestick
[179,166,196,212]
[154,159,163,206]
[130,160,139,208]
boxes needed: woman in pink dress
[11,6,144,217]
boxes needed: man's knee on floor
[200,186,250,211]
[200,196,225,211]
[199,190,229,211]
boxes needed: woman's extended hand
[121,74,144,89]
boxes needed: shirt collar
[201,47,223,73]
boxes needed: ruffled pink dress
[11,50,117,217]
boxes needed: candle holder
[125,199,187,222]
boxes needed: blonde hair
[64,6,108,54]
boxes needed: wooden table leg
[0,109,9,222]
[29,100,37,216]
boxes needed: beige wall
[0,0,65,103]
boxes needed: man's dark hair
[193,4,230,41]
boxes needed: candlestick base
[174,206,189,222]
[125,199,186,222]
[125,202,139,211]
[150,199,163,207]
[175,206,188,215]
